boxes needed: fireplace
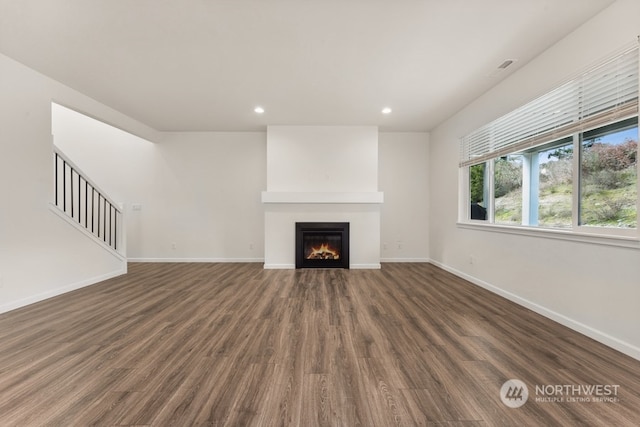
[295,222,350,269]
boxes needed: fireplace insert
[295,222,349,269]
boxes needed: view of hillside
[493,135,638,228]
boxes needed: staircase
[52,146,124,256]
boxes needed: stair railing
[53,147,123,254]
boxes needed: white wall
[53,111,267,262]
[148,132,266,261]
[379,132,429,262]
[429,0,640,359]
[53,110,429,266]
[266,126,379,192]
[0,53,157,313]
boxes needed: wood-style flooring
[0,263,639,426]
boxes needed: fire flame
[307,243,340,260]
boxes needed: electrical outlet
[132,203,142,211]
[171,242,177,250]
[469,255,474,265]
[383,243,388,250]
[249,242,254,250]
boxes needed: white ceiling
[0,0,615,132]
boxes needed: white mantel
[263,126,382,269]
[261,191,383,204]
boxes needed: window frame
[460,117,640,242]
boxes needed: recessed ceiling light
[254,106,265,114]
[382,107,392,114]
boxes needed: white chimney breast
[266,126,378,193]
[262,125,382,269]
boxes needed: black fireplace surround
[295,222,350,269]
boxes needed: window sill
[457,222,640,250]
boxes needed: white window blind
[460,46,639,167]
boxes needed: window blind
[460,46,639,167]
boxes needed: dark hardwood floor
[0,263,638,426]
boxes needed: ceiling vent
[487,59,517,78]
[498,59,514,69]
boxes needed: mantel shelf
[261,191,384,204]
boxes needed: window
[469,163,488,220]
[580,119,638,228]
[537,140,573,228]
[494,155,523,225]
[460,46,639,238]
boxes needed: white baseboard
[131,260,382,269]
[429,259,640,362]
[128,257,264,263]
[0,267,126,315]
[380,257,429,263]
[351,263,382,269]
[263,263,296,269]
